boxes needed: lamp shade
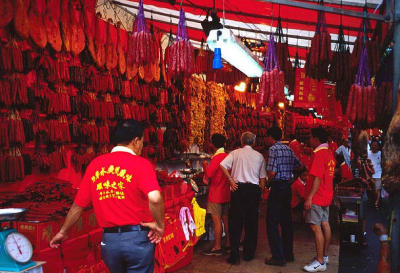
[212,48,223,69]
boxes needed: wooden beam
[258,0,386,21]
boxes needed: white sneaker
[311,256,329,265]
[303,260,327,272]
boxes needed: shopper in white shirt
[368,139,382,208]
[335,138,351,167]
[220,131,267,264]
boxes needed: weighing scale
[0,208,36,272]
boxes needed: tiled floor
[177,205,339,273]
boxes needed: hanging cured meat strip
[95,13,107,68]
[126,32,137,80]
[29,0,47,48]
[70,0,85,56]
[14,0,30,39]
[117,22,127,74]
[44,0,62,52]
[60,0,72,52]
[105,19,118,70]
[0,0,13,28]
[83,0,96,63]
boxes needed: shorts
[305,204,329,225]
[207,202,229,216]
[373,178,382,190]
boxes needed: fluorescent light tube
[207,28,263,78]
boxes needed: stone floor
[177,205,339,273]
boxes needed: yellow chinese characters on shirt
[90,165,133,201]
[328,160,335,177]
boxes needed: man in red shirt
[202,134,230,256]
[303,127,335,272]
[50,120,164,273]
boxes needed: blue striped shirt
[267,141,301,181]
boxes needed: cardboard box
[17,220,62,251]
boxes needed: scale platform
[0,261,45,273]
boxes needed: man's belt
[103,224,150,233]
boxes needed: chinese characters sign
[91,165,133,201]
[293,68,327,109]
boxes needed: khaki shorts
[305,204,329,225]
[207,202,230,216]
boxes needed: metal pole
[258,0,386,21]
[393,0,400,115]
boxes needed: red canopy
[114,0,380,62]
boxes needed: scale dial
[5,232,33,263]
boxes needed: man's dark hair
[267,126,282,141]
[112,119,144,145]
[311,127,329,143]
[211,133,226,148]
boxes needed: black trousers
[266,180,293,262]
[229,183,261,259]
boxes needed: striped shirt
[267,141,301,181]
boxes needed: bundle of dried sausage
[29,0,47,48]
[165,8,194,79]
[328,25,352,113]
[129,0,156,69]
[305,9,331,80]
[14,0,30,39]
[5,147,25,182]
[258,34,285,108]
[1,40,23,73]
[45,0,62,52]
[345,47,376,128]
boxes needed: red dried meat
[95,14,107,67]
[83,1,96,62]
[0,0,13,28]
[70,0,85,56]
[106,19,118,70]
[14,0,30,39]
[117,23,127,74]
[45,0,62,52]
[60,0,72,52]
[29,0,47,48]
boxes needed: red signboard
[293,68,326,109]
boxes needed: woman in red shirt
[202,134,230,256]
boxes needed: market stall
[0,0,397,272]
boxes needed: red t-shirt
[340,162,353,181]
[305,144,335,206]
[328,141,338,154]
[289,139,302,159]
[291,178,306,208]
[205,153,230,203]
[74,152,161,227]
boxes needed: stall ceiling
[105,0,381,64]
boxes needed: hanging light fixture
[207,28,263,77]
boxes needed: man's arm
[142,190,165,244]
[50,203,84,248]
[259,177,267,189]
[220,165,238,191]
[304,176,321,210]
